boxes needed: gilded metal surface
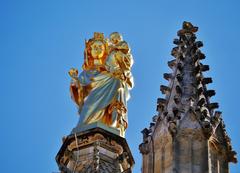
[69,32,134,137]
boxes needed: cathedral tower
[139,22,237,173]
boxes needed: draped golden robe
[70,49,133,136]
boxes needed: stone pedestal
[56,127,134,173]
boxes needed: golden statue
[69,32,134,137]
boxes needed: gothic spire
[139,22,237,170]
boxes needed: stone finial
[204,90,216,97]
[139,142,150,155]
[157,98,167,112]
[194,41,203,48]
[163,73,173,80]
[139,128,151,155]
[168,59,176,69]
[173,38,182,45]
[141,128,150,141]
[228,151,238,163]
[171,47,179,57]
[160,85,170,94]
[196,51,206,60]
[202,77,213,85]
[177,21,198,36]
[207,102,219,110]
[200,64,210,72]
[152,115,159,122]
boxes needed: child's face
[110,33,122,45]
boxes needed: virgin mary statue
[69,32,134,137]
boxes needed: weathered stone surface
[140,21,237,173]
[56,128,134,173]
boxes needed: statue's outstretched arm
[69,68,84,107]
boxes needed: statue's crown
[93,32,104,41]
[85,32,106,49]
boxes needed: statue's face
[110,33,122,45]
[118,41,130,53]
[90,41,105,58]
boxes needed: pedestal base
[56,127,134,173]
[71,122,121,136]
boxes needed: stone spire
[139,21,237,173]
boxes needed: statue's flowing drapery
[69,32,133,137]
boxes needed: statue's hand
[69,68,84,107]
[68,68,79,80]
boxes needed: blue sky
[1,0,239,172]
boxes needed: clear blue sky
[1,0,239,172]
